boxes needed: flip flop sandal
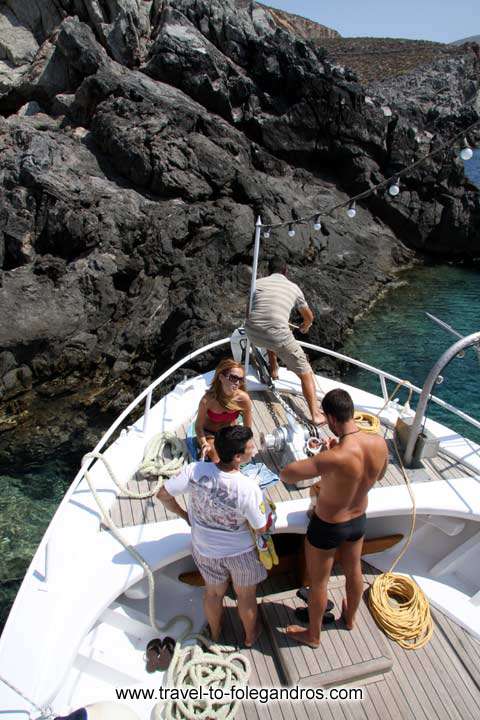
[145,638,163,673]
[294,607,335,625]
[156,636,176,671]
[296,587,333,611]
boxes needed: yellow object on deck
[354,411,381,433]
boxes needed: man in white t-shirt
[157,425,268,647]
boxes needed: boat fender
[56,702,141,719]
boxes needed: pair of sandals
[145,636,176,673]
[294,586,335,625]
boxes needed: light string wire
[260,118,480,231]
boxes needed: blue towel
[185,419,199,460]
[240,461,279,489]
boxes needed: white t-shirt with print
[164,461,267,558]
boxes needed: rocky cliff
[0,0,478,470]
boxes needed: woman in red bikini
[195,358,253,462]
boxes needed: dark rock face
[0,0,478,469]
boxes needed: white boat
[1,326,480,720]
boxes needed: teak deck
[109,388,480,719]
[218,564,480,720]
[260,587,393,687]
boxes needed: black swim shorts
[307,512,367,551]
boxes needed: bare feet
[312,412,326,426]
[244,622,263,648]
[284,625,320,649]
[270,366,279,380]
[341,599,354,630]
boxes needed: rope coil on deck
[368,571,433,649]
[368,382,433,649]
[353,411,380,434]
[138,432,188,479]
[152,635,250,720]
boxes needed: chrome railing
[299,340,480,433]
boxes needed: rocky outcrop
[0,0,478,469]
[315,37,466,84]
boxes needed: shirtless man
[279,388,388,647]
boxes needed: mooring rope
[368,383,433,649]
[83,449,193,638]
[152,634,250,720]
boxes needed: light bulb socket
[460,147,473,161]
[460,138,473,161]
[263,229,271,239]
[346,201,356,218]
[388,178,400,196]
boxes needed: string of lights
[260,118,480,237]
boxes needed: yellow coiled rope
[368,380,433,649]
[354,410,380,434]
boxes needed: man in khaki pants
[245,257,324,425]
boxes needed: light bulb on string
[288,224,296,237]
[388,178,400,196]
[460,138,473,161]
[346,201,356,218]
[313,215,322,231]
[263,228,271,239]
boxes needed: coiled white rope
[82,432,188,503]
[152,634,250,720]
[138,432,188,480]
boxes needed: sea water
[0,153,479,632]
[341,263,480,442]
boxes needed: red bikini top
[206,408,240,423]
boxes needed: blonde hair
[206,358,246,411]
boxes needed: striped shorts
[192,546,267,587]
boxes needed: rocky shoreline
[0,0,479,471]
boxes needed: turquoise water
[0,153,479,632]
[0,461,73,628]
[0,462,73,627]
[341,264,480,443]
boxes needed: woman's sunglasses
[223,372,243,384]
